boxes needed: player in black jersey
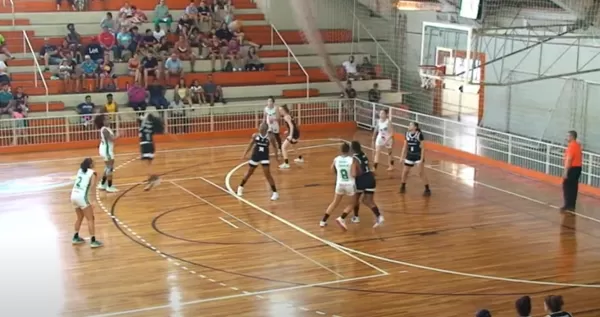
[339,141,384,228]
[399,122,431,196]
[278,104,303,169]
[139,112,164,191]
[237,122,279,201]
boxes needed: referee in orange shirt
[561,130,583,212]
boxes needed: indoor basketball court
[1,129,600,317]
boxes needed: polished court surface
[1,130,600,317]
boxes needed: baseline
[224,144,600,288]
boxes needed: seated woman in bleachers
[0,84,14,119]
[99,52,117,92]
[226,38,242,72]
[127,81,147,114]
[12,87,28,116]
[245,47,264,71]
[128,53,141,84]
[100,12,118,33]
[189,79,205,105]
[175,78,192,106]
[169,94,188,134]
[153,0,173,32]
[57,53,80,93]
[198,0,213,29]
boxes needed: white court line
[218,217,239,229]
[172,180,345,279]
[87,273,386,317]
[0,138,336,166]
[210,173,390,276]
[225,140,600,288]
[349,139,600,225]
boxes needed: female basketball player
[70,158,103,248]
[264,96,282,150]
[399,122,431,196]
[372,109,394,171]
[320,142,359,230]
[95,115,118,193]
[278,104,303,169]
[351,141,384,228]
[237,122,279,201]
[139,112,164,191]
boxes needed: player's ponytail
[80,158,93,173]
[350,141,362,154]
[280,104,290,114]
[412,122,421,132]
[94,114,106,129]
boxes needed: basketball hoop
[419,65,446,90]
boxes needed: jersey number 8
[340,169,349,180]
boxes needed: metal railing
[354,99,600,187]
[270,23,310,99]
[2,98,600,188]
[351,16,401,91]
[21,30,49,112]
[0,99,350,147]
[2,0,15,27]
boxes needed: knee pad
[104,166,114,176]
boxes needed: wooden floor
[2,130,600,317]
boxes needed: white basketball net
[419,67,439,90]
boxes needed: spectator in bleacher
[0,84,13,118]
[203,74,226,106]
[85,37,104,64]
[198,1,213,29]
[164,53,183,83]
[141,50,160,87]
[76,95,96,126]
[141,29,160,51]
[175,36,197,72]
[157,37,173,60]
[60,39,82,63]
[130,26,143,48]
[360,56,376,80]
[245,47,264,71]
[175,78,192,105]
[127,81,147,113]
[0,34,15,60]
[544,295,572,317]
[515,296,532,317]
[226,38,241,71]
[57,53,77,93]
[56,0,76,11]
[128,52,141,83]
[12,86,28,113]
[153,24,166,42]
[169,94,188,134]
[116,26,133,61]
[368,83,380,103]
[65,24,83,57]
[130,6,148,25]
[185,0,199,24]
[147,78,169,111]
[104,93,118,120]
[99,53,117,91]
[190,79,205,105]
[80,55,99,90]
[40,38,62,72]
[153,0,173,32]
[177,13,195,38]
[118,2,134,22]
[342,55,360,80]
[100,12,117,33]
[98,26,117,60]
[188,27,204,50]
[208,35,225,72]
[342,80,357,99]
[216,22,233,46]
[0,60,9,86]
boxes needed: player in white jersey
[95,115,118,192]
[70,158,103,248]
[264,96,283,151]
[372,109,394,171]
[320,142,359,230]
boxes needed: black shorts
[404,153,422,166]
[356,173,376,193]
[249,154,269,166]
[288,132,300,144]
[140,142,155,160]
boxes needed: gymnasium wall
[479,32,600,152]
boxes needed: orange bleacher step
[0,0,256,12]
[266,63,301,71]
[29,101,65,112]
[8,59,39,67]
[11,72,52,81]
[257,50,289,58]
[236,14,265,21]
[282,88,319,98]
[0,19,30,26]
